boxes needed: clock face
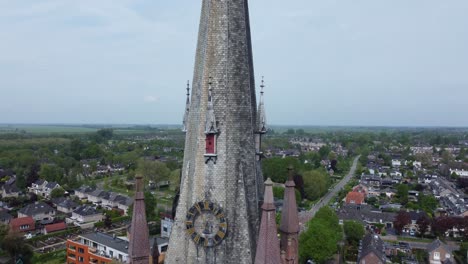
[185,200,227,247]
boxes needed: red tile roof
[10,216,35,232]
[44,222,67,233]
[346,191,365,205]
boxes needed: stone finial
[182,80,191,132]
[287,166,295,182]
[262,178,275,210]
[257,76,267,133]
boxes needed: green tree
[50,187,65,198]
[1,230,33,264]
[39,164,64,182]
[303,170,329,201]
[127,191,158,221]
[272,186,284,200]
[396,184,409,205]
[136,159,170,183]
[318,146,331,159]
[262,157,300,183]
[299,207,342,263]
[343,221,365,245]
[418,194,438,215]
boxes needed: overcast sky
[1,0,467,126]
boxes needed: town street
[299,155,361,231]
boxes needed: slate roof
[337,204,396,224]
[0,210,13,223]
[408,210,427,221]
[73,205,101,216]
[358,233,386,263]
[34,179,46,185]
[427,239,452,254]
[19,202,55,216]
[45,182,59,189]
[2,177,20,194]
[76,185,95,194]
[57,199,79,210]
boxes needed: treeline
[262,146,352,202]
[0,129,183,191]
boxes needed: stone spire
[182,81,190,132]
[129,176,150,264]
[279,167,299,264]
[257,77,267,134]
[255,178,282,264]
[166,0,262,263]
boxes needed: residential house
[450,169,468,178]
[0,210,13,225]
[1,176,20,198]
[427,239,454,264]
[69,205,103,225]
[161,216,174,238]
[345,192,365,205]
[357,233,387,264]
[392,159,401,167]
[65,232,167,264]
[76,186,133,215]
[18,202,56,223]
[402,210,428,235]
[337,204,396,229]
[10,216,35,233]
[43,222,67,235]
[54,198,79,214]
[361,175,381,188]
[29,179,61,198]
[75,185,95,199]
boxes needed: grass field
[0,124,179,135]
[0,124,98,134]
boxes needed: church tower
[166,0,262,263]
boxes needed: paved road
[383,236,460,251]
[299,155,361,231]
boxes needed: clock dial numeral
[186,200,227,248]
[186,227,195,236]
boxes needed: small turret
[182,81,190,132]
[255,178,282,264]
[279,166,299,264]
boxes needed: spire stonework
[129,176,150,264]
[279,167,299,264]
[255,178,282,264]
[166,0,262,263]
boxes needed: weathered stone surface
[166,1,262,263]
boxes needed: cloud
[144,95,159,103]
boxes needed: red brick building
[66,239,112,264]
